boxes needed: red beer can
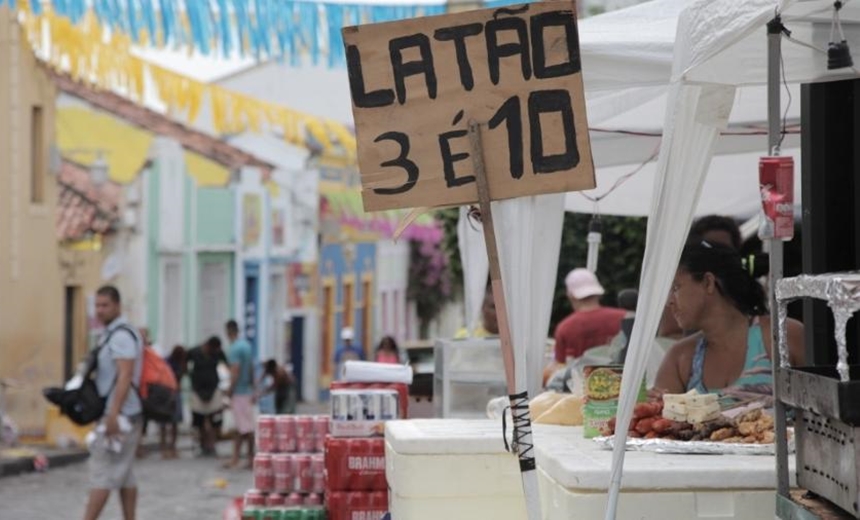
[311,453,325,493]
[276,416,297,453]
[253,454,274,492]
[266,492,286,507]
[257,415,277,453]
[304,493,323,506]
[285,492,304,507]
[294,454,312,492]
[244,489,266,509]
[295,416,315,453]
[313,416,330,452]
[272,454,295,494]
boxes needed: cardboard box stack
[325,382,408,520]
[243,415,330,519]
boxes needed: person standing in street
[224,320,255,469]
[374,336,403,364]
[83,286,143,520]
[188,336,227,457]
[256,360,294,415]
[334,327,364,379]
[159,345,186,459]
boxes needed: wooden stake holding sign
[468,120,537,475]
[468,121,516,391]
[343,3,594,517]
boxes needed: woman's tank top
[686,324,774,404]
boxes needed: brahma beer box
[330,389,400,437]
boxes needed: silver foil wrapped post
[775,272,860,382]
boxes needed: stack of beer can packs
[326,382,408,520]
[244,415,330,519]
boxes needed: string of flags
[6,0,530,153]
[0,0,533,65]
[21,8,356,154]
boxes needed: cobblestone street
[0,436,252,520]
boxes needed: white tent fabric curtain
[606,82,736,517]
[457,206,489,336]
[494,195,566,398]
[455,194,564,397]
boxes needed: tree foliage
[437,208,648,335]
[407,234,454,338]
[551,213,648,333]
[438,207,463,295]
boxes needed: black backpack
[43,326,140,426]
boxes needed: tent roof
[570,3,810,217]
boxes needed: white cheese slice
[685,393,718,407]
[663,401,687,415]
[662,409,688,422]
[686,404,722,424]
[662,393,688,406]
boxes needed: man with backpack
[84,285,144,520]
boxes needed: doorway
[322,282,335,378]
[63,286,84,380]
[198,260,229,343]
[289,315,305,401]
[361,277,373,357]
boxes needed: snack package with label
[582,365,646,438]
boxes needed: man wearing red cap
[552,268,626,365]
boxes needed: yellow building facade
[0,7,64,436]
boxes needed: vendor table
[385,419,796,520]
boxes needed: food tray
[593,430,794,456]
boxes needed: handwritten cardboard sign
[343,2,595,212]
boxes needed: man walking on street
[83,286,143,520]
[224,320,255,469]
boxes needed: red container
[759,156,795,240]
[311,453,326,493]
[276,416,297,453]
[325,437,387,491]
[243,489,266,509]
[295,416,315,453]
[257,415,277,453]
[294,454,313,492]
[266,493,286,507]
[272,454,294,494]
[330,382,409,419]
[253,454,274,492]
[285,492,304,507]
[304,493,323,506]
[326,491,389,520]
[313,416,330,452]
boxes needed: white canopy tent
[591,0,860,517]
[569,1,810,218]
[568,85,802,217]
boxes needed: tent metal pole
[767,15,791,500]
